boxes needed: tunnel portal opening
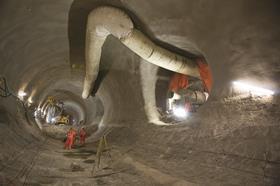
[30,92,105,140]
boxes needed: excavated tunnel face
[0,0,280,185]
[155,61,212,124]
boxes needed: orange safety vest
[169,73,189,93]
[196,58,212,93]
[80,129,86,138]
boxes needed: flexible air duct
[83,6,200,98]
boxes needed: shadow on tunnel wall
[68,0,204,96]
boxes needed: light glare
[173,107,188,118]
[28,97,33,104]
[233,81,274,96]
[18,90,27,97]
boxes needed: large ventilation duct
[182,90,209,104]
[82,6,201,99]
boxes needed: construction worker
[64,128,77,150]
[169,73,189,93]
[79,127,87,146]
[196,57,212,93]
[167,73,189,111]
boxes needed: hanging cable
[0,77,12,97]
[0,76,29,117]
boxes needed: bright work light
[233,81,274,96]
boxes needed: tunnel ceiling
[0,0,279,102]
[0,0,280,185]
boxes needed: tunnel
[0,0,280,185]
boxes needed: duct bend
[82,6,201,99]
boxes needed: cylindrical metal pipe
[185,90,208,104]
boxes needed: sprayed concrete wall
[0,0,280,185]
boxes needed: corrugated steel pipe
[184,90,208,104]
[82,6,201,99]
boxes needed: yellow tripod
[92,132,112,175]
